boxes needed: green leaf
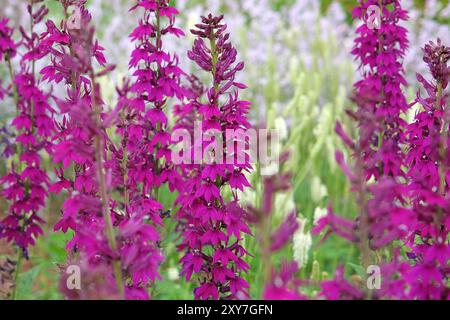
[347,262,365,278]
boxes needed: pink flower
[195,282,219,300]
[0,18,16,60]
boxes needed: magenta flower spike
[395,38,450,299]
[314,0,411,256]
[0,3,54,261]
[352,0,409,180]
[38,0,128,298]
[106,0,186,298]
[312,1,422,299]
[175,14,252,300]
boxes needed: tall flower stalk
[176,14,252,300]
[352,0,409,268]
[0,2,54,299]
[108,0,185,297]
[394,38,450,299]
[352,0,409,180]
[38,0,126,298]
[40,0,187,299]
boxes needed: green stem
[153,2,163,202]
[11,250,23,300]
[90,72,125,299]
[6,53,19,113]
[436,82,445,224]
[5,52,26,301]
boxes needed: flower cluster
[314,0,411,248]
[176,14,252,300]
[397,38,450,299]
[109,0,186,297]
[122,0,185,196]
[351,0,409,180]
[0,3,54,258]
[38,0,187,300]
[36,0,129,298]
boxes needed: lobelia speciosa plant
[351,0,409,181]
[350,39,450,300]
[105,0,186,298]
[349,0,412,268]
[381,38,450,299]
[37,0,127,299]
[175,14,252,300]
[35,0,179,300]
[312,0,413,298]
[0,1,54,299]
[123,0,185,200]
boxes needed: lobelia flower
[0,3,54,259]
[58,255,121,300]
[396,38,450,299]
[46,0,186,300]
[39,0,130,298]
[124,0,185,195]
[351,0,409,180]
[315,0,410,246]
[175,14,252,300]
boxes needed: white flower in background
[235,169,256,206]
[236,188,256,207]
[367,175,376,186]
[313,207,327,226]
[310,176,328,203]
[274,192,296,218]
[167,267,179,281]
[325,137,337,171]
[260,161,280,177]
[274,117,288,141]
[293,216,312,268]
